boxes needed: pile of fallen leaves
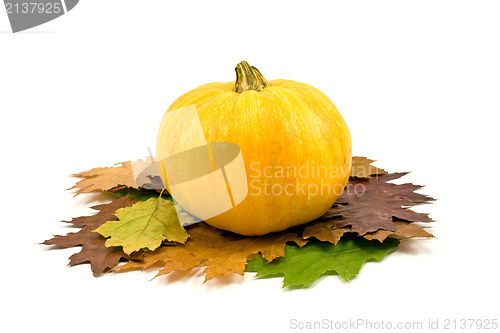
[43,157,435,288]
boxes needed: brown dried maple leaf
[302,219,350,245]
[351,156,387,178]
[318,173,434,235]
[43,196,136,276]
[363,221,433,242]
[114,222,307,282]
[342,172,435,205]
[69,160,140,195]
[302,219,352,245]
[303,219,432,244]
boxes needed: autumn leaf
[114,222,307,282]
[43,196,136,276]
[363,221,433,242]
[302,219,350,245]
[302,171,435,243]
[350,156,387,178]
[342,172,436,205]
[69,160,139,195]
[45,155,435,290]
[303,219,433,244]
[58,196,137,229]
[44,228,127,277]
[245,237,399,287]
[95,197,189,255]
[318,173,434,235]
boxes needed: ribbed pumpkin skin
[156,79,352,236]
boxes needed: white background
[1,1,499,332]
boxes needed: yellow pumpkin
[156,61,352,236]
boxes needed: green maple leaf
[95,197,189,255]
[246,237,399,288]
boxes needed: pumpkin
[156,61,352,236]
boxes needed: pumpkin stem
[233,61,270,93]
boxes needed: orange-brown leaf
[302,220,351,245]
[69,161,140,195]
[114,222,307,282]
[303,219,433,245]
[363,221,433,242]
[351,156,387,178]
